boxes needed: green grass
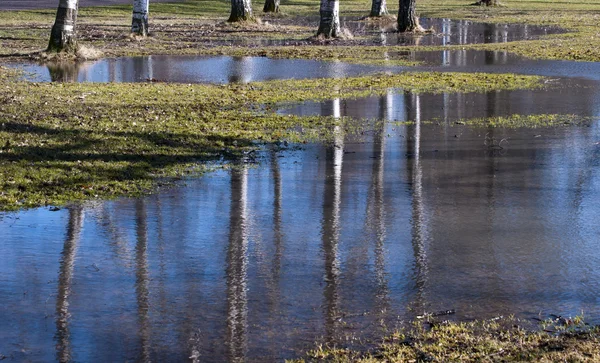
[292,316,600,362]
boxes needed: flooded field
[2,17,600,363]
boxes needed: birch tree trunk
[316,0,340,38]
[398,0,422,32]
[263,0,280,13]
[229,0,254,22]
[48,0,79,53]
[370,0,388,17]
[132,0,150,36]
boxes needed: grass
[292,316,600,362]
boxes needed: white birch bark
[316,0,340,38]
[398,0,423,32]
[370,0,388,17]
[229,0,253,22]
[48,0,79,52]
[263,0,280,13]
[132,0,150,36]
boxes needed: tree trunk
[263,0,279,13]
[229,0,254,22]
[48,0,79,53]
[316,0,340,38]
[370,0,388,17]
[398,0,422,32]
[132,0,150,36]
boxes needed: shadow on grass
[0,119,256,209]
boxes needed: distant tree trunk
[316,0,340,38]
[477,0,499,5]
[132,0,150,36]
[398,0,422,32]
[263,0,279,13]
[370,0,388,17]
[48,0,79,53]
[229,0,254,22]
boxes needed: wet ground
[9,18,568,83]
[2,18,600,363]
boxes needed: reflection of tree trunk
[48,0,79,53]
[229,0,254,22]
[404,93,428,310]
[370,0,388,17]
[477,0,499,6]
[398,0,422,33]
[317,0,340,38]
[229,57,253,84]
[369,122,390,326]
[263,0,279,13]
[55,206,84,363]
[226,167,249,362]
[270,150,283,293]
[47,62,79,82]
[131,0,150,36]
[321,99,343,342]
[134,200,151,362]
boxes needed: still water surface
[2,18,600,363]
[2,100,600,361]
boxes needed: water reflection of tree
[226,166,249,362]
[47,62,80,82]
[229,57,254,84]
[321,98,343,343]
[55,206,84,362]
[134,199,152,362]
[404,92,428,312]
[366,114,390,329]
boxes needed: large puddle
[6,18,570,84]
[2,17,600,363]
[2,121,600,361]
[15,55,395,83]
[14,50,600,84]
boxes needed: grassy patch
[436,113,596,128]
[292,316,600,362]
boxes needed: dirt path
[0,0,184,11]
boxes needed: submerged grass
[437,114,596,128]
[0,68,544,211]
[293,316,600,362]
